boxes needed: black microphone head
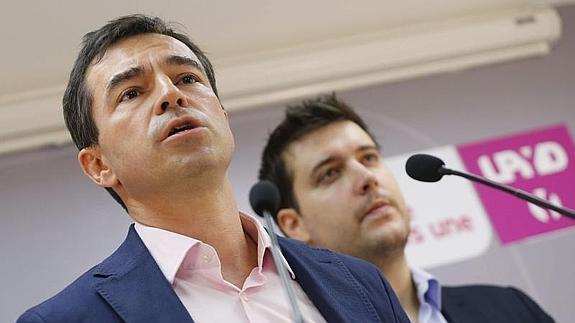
[249,180,281,217]
[405,154,446,182]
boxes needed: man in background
[258,93,554,322]
[18,16,409,323]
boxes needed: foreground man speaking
[17,15,409,323]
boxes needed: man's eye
[120,89,139,102]
[179,75,198,85]
[362,153,379,164]
[318,168,340,185]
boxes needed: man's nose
[154,78,189,114]
[354,163,379,195]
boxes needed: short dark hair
[63,14,219,210]
[258,93,379,220]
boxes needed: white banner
[385,145,492,269]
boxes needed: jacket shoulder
[17,265,122,323]
[442,284,554,322]
[16,226,145,323]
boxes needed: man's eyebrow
[311,156,337,176]
[310,144,379,175]
[357,144,380,153]
[164,55,203,71]
[106,67,144,93]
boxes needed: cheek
[300,191,353,223]
[378,170,402,193]
[228,129,235,150]
[100,110,145,140]
[194,84,220,105]
[305,178,355,207]
[148,120,163,139]
[217,112,234,145]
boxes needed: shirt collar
[239,212,295,278]
[411,266,443,311]
[134,212,295,284]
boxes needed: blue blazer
[442,285,555,322]
[18,225,409,323]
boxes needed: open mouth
[168,122,196,137]
[161,115,205,142]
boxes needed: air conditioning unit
[0,6,562,154]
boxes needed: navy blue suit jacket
[18,225,409,322]
[442,285,555,322]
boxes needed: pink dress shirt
[134,213,326,323]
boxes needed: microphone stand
[439,166,575,220]
[262,209,305,323]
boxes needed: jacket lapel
[92,225,193,322]
[279,238,380,323]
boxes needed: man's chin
[365,224,410,251]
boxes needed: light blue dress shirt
[410,267,449,323]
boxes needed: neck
[372,253,420,322]
[126,176,258,287]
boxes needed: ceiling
[0,0,571,98]
[0,0,573,154]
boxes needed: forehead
[86,33,200,88]
[285,121,377,169]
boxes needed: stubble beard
[359,223,410,265]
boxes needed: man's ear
[78,146,119,188]
[277,208,311,243]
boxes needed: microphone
[405,154,575,220]
[249,181,305,323]
[250,180,281,218]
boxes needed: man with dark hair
[258,93,554,323]
[63,15,219,210]
[18,16,410,323]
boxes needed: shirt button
[240,293,249,302]
[201,254,210,262]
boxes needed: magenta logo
[457,125,575,244]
